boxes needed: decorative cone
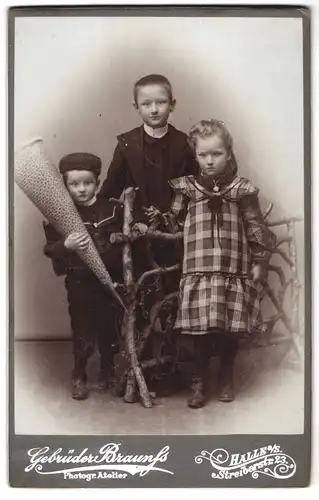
[15,137,125,310]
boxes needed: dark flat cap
[59,153,101,176]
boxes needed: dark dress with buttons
[43,198,123,377]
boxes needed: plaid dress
[168,175,276,337]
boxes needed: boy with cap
[43,153,123,400]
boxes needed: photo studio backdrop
[14,16,304,340]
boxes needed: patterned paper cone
[15,137,125,310]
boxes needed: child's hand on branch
[131,222,149,236]
[64,232,90,252]
[251,263,264,283]
[144,205,161,224]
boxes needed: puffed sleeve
[239,186,277,275]
[159,177,190,233]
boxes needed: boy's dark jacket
[43,198,123,282]
[99,124,198,221]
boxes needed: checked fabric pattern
[168,175,276,335]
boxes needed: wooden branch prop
[121,187,152,408]
[267,216,302,227]
[110,233,130,244]
[111,229,184,244]
[123,292,179,401]
[110,231,145,245]
[263,203,273,219]
[138,292,179,357]
[268,264,286,288]
[14,138,125,310]
[140,355,174,370]
[272,247,294,268]
[109,197,124,207]
[124,370,137,403]
[268,264,289,307]
[262,281,294,334]
[146,230,183,241]
[275,237,293,248]
[260,213,302,359]
[137,264,181,289]
[264,312,282,328]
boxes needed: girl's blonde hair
[188,119,233,152]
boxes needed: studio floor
[14,339,304,435]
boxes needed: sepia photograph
[9,5,311,489]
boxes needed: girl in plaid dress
[160,119,276,408]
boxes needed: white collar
[79,195,97,207]
[144,123,168,139]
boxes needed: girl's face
[195,134,231,177]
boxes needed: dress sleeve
[162,177,190,232]
[239,192,277,275]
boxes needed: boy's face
[134,84,175,128]
[65,170,99,205]
[196,135,231,178]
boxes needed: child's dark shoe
[218,364,235,402]
[218,383,234,402]
[188,376,205,409]
[98,369,109,391]
[72,378,89,400]
[218,335,238,403]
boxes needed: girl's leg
[188,335,209,409]
[218,331,238,402]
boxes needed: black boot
[72,372,88,400]
[218,334,238,403]
[98,354,111,391]
[218,362,235,402]
[188,371,205,409]
[72,357,88,400]
[98,368,109,391]
[188,336,208,409]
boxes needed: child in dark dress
[43,153,123,400]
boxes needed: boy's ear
[170,98,176,112]
[132,101,138,110]
[96,178,100,188]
